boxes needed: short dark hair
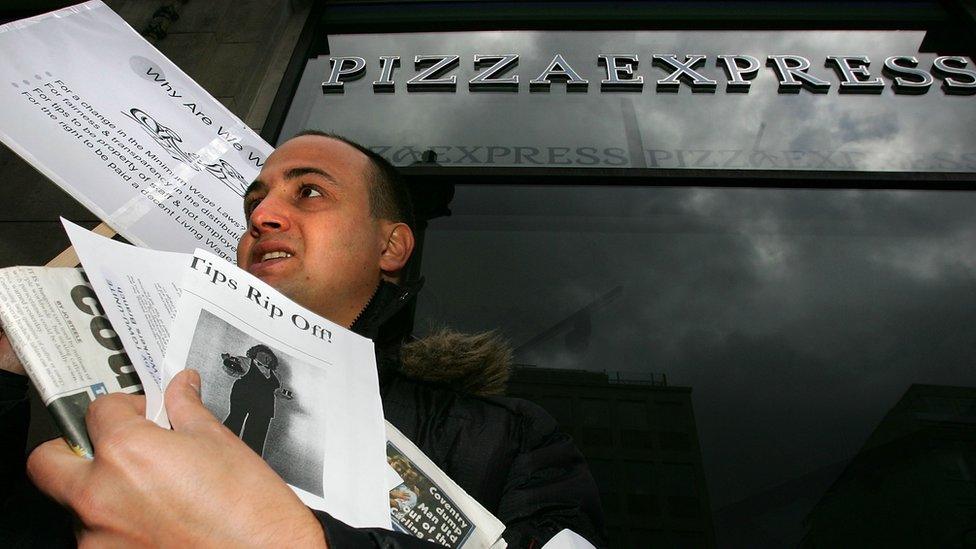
[246,344,278,370]
[292,130,414,230]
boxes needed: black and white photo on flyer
[185,308,328,499]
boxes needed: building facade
[508,366,714,547]
[801,385,976,547]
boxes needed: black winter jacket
[0,281,606,548]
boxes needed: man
[0,132,605,547]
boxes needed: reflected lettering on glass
[366,143,976,171]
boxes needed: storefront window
[414,184,976,544]
[278,19,976,549]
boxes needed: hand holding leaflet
[26,369,328,547]
[0,330,26,376]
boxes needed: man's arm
[0,332,28,483]
[496,400,607,548]
[0,332,77,546]
[310,512,440,548]
[8,336,448,547]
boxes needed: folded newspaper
[386,423,506,547]
[0,222,506,547]
[0,266,141,458]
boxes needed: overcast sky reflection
[415,185,976,508]
[282,30,976,172]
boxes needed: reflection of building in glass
[507,366,715,548]
[800,384,976,548]
[712,459,849,548]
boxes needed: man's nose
[249,195,291,234]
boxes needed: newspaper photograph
[0,1,271,260]
[188,308,327,497]
[64,217,190,426]
[386,423,507,548]
[162,249,391,529]
[0,266,142,457]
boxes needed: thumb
[27,438,90,507]
[165,369,218,432]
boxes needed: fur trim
[400,329,512,397]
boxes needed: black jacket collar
[349,278,424,348]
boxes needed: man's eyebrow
[242,167,337,207]
[284,166,338,183]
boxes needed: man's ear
[379,222,415,279]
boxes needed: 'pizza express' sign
[321,53,976,95]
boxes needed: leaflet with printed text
[0,1,271,261]
[162,249,391,529]
[64,217,188,426]
[61,224,392,528]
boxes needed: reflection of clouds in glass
[282,29,976,171]
[681,187,796,278]
[837,111,899,142]
[869,228,976,280]
[416,184,976,506]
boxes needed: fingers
[85,393,148,445]
[31,394,148,509]
[27,438,90,507]
[165,369,219,432]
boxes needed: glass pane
[415,184,976,546]
[281,31,976,172]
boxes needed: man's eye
[299,185,323,198]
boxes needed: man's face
[237,135,386,326]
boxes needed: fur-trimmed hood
[400,329,512,397]
[350,281,512,397]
